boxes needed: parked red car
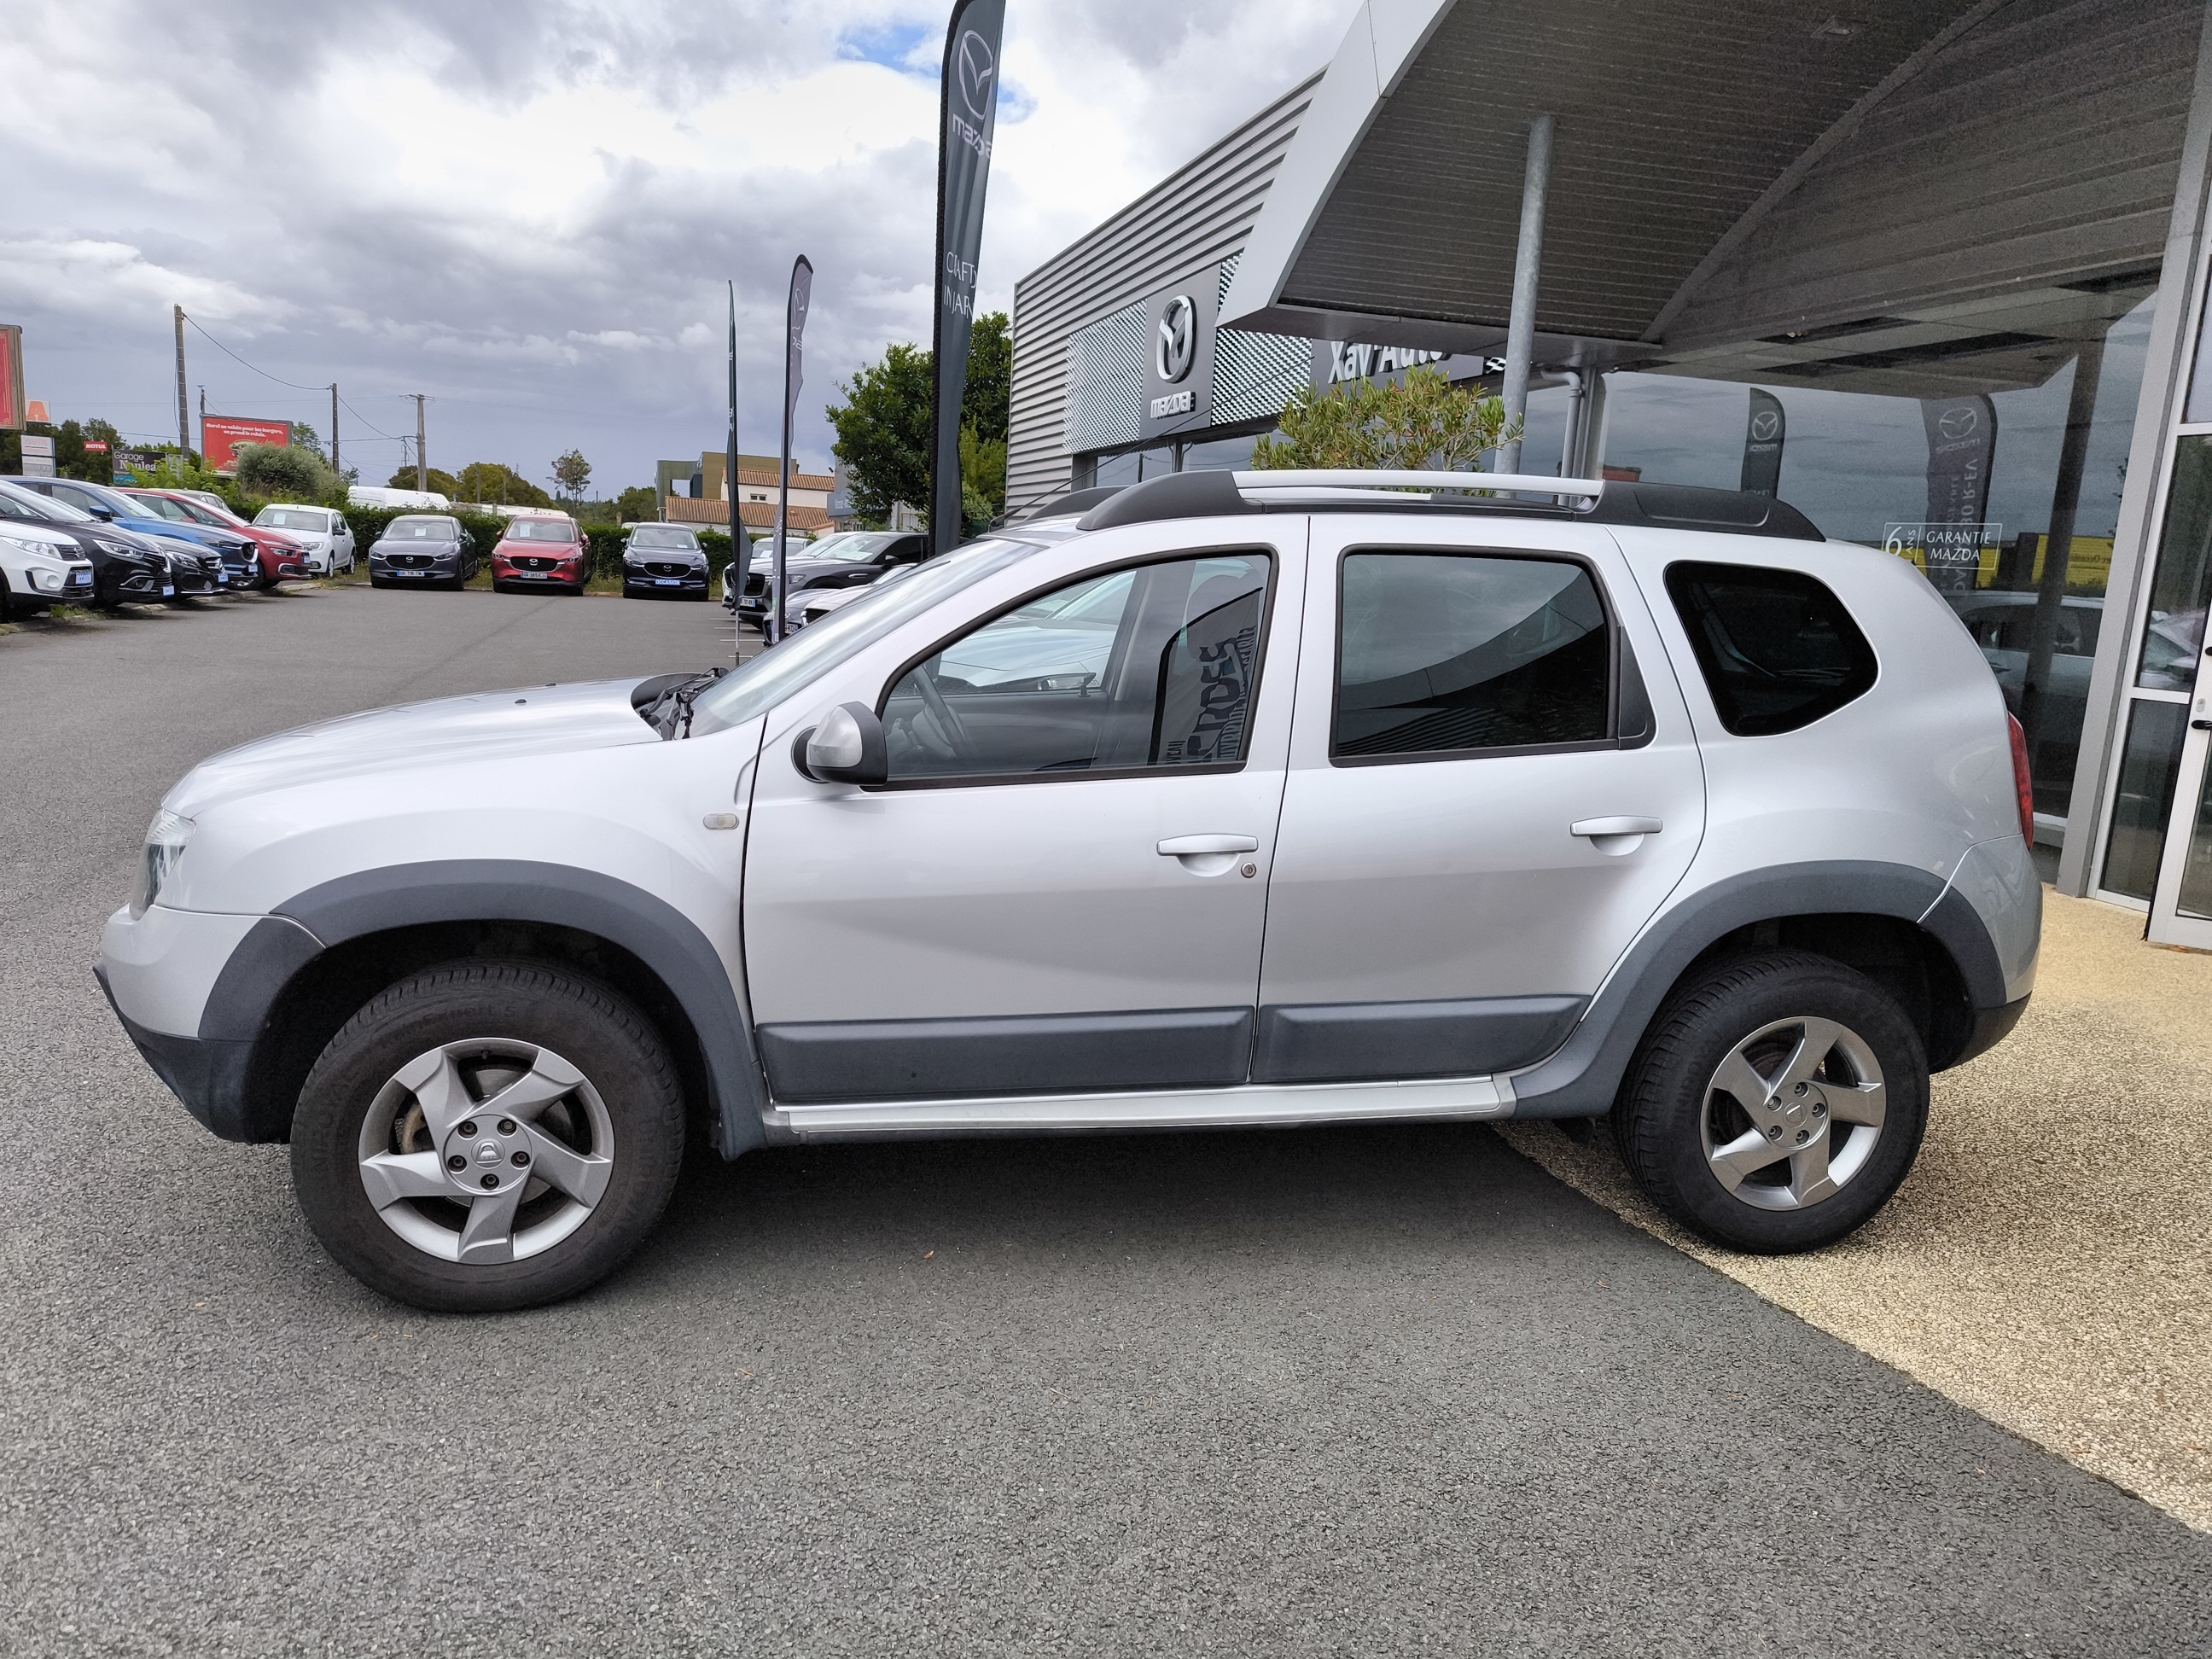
[490,515,588,595]
[123,489,313,589]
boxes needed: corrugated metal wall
[1664,0,2200,348]
[1006,74,1319,513]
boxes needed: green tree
[289,422,327,461]
[551,448,592,504]
[1251,363,1519,472]
[615,485,659,523]
[451,462,551,508]
[959,420,1006,532]
[828,315,1014,531]
[387,465,461,495]
[963,311,1012,444]
[828,341,934,527]
[239,441,342,502]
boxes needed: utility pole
[413,394,427,492]
[329,384,340,478]
[172,306,189,456]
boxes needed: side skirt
[762,1073,1514,1143]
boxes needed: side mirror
[90,507,116,521]
[793,701,888,786]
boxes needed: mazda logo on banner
[956,29,995,119]
[1938,406,1981,440]
[1155,296,1197,383]
[1749,410,1780,443]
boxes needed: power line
[182,316,331,393]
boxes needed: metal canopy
[1220,0,2198,394]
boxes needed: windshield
[627,527,698,550]
[384,517,457,540]
[125,493,192,521]
[0,482,90,522]
[256,508,327,531]
[824,533,904,562]
[753,533,825,566]
[690,538,1042,735]
[506,518,578,542]
[172,498,235,526]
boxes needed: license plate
[655,578,679,587]
[399,571,424,578]
[161,585,174,597]
[517,572,546,580]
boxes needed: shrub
[236,442,341,503]
[1251,363,1521,473]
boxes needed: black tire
[1613,951,1927,1253]
[0,572,15,624]
[291,959,686,1313]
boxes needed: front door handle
[1570,817,1663,838]
[1158,834,1259,856]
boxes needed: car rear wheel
[291,959,687,1312]
[1612,952,1927,1253]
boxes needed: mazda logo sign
[1939,406,1980,439]
[956,29,996,120]
[1156,295,1197,384]
[1749,410,1780,442]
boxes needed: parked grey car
[620,524,710,600]
[368,515,475,589]
[96,469,2038,1312]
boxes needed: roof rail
[1232,469,1602,498]
[1074,469,1823,542]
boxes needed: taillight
[2006,714,2035,845]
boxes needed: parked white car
[97,470,2040,1313]
[0,514,96,620]
[253,504,357,575]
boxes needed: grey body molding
[1506,859,2007,1119]
[1254,995,1586,1084]
[760,1008,1254,1103]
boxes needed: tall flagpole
[773,256,814,644]
[726,281,743,663]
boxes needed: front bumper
[495,559,585,586]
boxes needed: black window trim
[867,541,1283,792]
[1325,543,1635,770]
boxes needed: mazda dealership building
[1005,0,2212,943]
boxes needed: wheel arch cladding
[1510,860,2010,1119]
[209,861,767,1153]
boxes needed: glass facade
[2099,700,2189,900]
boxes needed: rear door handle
[1158,834,1259,856]
[1570,817,1663,838]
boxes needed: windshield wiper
[632,668,727,740]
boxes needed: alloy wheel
[355,1038,614,1264]
[1697,1016,1887,1210]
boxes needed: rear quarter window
[1664,562,1877,736]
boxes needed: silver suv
[96,470,2040,1311]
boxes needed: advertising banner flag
[1883,395,2000,593]
[726,281,749,661]
[1739,388,1785,498]
[202,415,292,474]
[773,255,814,641]
[0,325,22,432]
[928,0,1006,556]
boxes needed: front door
[743,538,1299,1102]
[1254,518,1707,1082]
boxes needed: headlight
[96,538,135,556]
[130,809,195,918]
[0,531,52,558]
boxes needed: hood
[0,520,78,549]
[167,677,661,816]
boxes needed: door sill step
[762,1074,1514,1141]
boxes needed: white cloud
[0,0,1348,477]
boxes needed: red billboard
[201,415,291,473]
[0,326,23,433]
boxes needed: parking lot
[3,585,2209,1656]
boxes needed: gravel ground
[3,587,2209,1655]
[1502,888,2212,1532]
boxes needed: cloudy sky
[3,0,1348,494]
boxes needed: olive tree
[1251,364,1520,473]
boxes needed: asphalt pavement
[3,585,2207,1657]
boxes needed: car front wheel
[1612,952,1927,1253]
[291,959,686,1312]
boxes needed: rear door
[1254,515,1706,1083]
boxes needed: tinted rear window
[1664,562,1877,736]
